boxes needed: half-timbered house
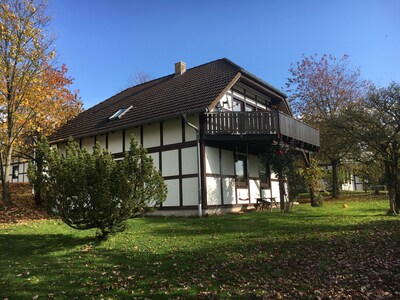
[47,58,319,215]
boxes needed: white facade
[57,115,202,210]
[9,161,29,183]
[12,83,289,214]
[320,164,365,192]
[55,84,283,212]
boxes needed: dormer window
[109,105,133,120]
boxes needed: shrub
[37,136,166,239]
[301,158,325,207]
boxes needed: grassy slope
[1,197,399,299]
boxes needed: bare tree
[128,71,152,86]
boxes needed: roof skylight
[109,105,133,120]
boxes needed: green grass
[297,190,388,201]
[1,196,399,299]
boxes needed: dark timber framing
[42,58,320,215]
[219,148,224,205]
[200,115,207,210]
[107,119,201,209]
[10,161,28,183]
[203,140,281,208]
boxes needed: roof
[50,58,287,142]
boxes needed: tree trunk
[393,151,399,214]
[390,150,399,214]
[0,157,5,209]
[33,156,43,207]
[331,159,340,198]
[395,192,400,214]
[384,159,398,214]
[34,186,42,207]
[301,151,318,207]
[309,185,317,207]
[278,176,285,210]
[1,146,13,206]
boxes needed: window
[232,99,256,112]
[259,158,271,188]
[232,99,243,112]
[245,105,255,112]
[235,154,248,187]
[109,105,133,120]
[12,165,19,179]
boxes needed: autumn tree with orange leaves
[17,63,82,158]
[0,0,82,207]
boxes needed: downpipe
[183,114,203,217]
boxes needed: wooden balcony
[204,111,320,150]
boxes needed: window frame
[109,105,133,120]
[245,105,256,112]
[12,165,19,179]
[235,154,248,188]
[232,99,244,112]
[259,158,271,189]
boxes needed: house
[9,159,29,184]
[320,163,366,192]
[49,58,320,215]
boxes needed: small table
[255,197,277,211]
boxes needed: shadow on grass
[360,207,390,214]
[0,233,95,257]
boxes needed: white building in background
[320,164,365,192]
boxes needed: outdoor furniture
[368,185,387,195]
[255,197,277,211]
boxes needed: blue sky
[48,0,400,109]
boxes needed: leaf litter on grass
[1,197,400,299]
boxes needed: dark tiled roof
[50,58,282,142]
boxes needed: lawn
[1,196,399,299]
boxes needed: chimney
[174,61,186,75]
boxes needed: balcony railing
[205,111,320,148]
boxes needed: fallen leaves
[0,189,50,227]
[1,198,399,299]
[0,204,50,227]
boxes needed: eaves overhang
[49,107,208,144]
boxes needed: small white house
[48,58,319,215]
[320,164,365,192]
